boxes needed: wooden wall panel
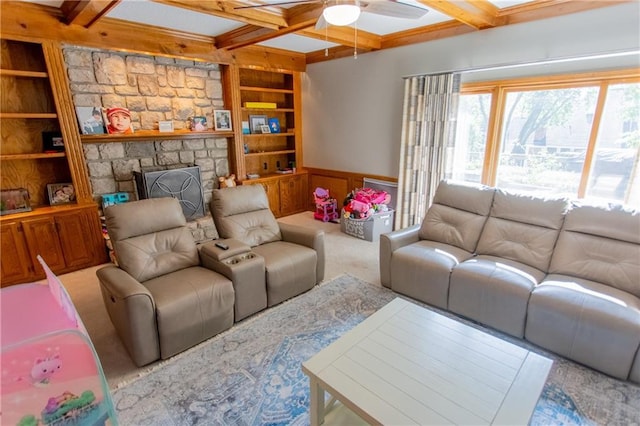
[306,167,397,211]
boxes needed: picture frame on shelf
[214,110,232,131]
[104,107,134,134]
[42,131,64,153]
[0,188,32,216]
[158,120,174,132]
[190,116,208,131]
[76,106,105,135]
[249,115,268,134]
[242,121,250,134]
[268,118,281,134]
[47,183,76,206]
[260,124,271,134]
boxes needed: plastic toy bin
[1,257,117,426]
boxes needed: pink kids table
[1,256,117,425]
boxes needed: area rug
[112,274,640,425]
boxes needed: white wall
[302,3,640,178]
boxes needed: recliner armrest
[279,222,325,282]
[379,224,420,288]
[96,265,159,367]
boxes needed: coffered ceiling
[16,0,631,65]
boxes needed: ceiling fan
[235,0,429,29]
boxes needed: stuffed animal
[218,174,236,188]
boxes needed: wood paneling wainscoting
[305,168,397,211]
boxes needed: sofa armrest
[96,265,159,367]
[279,222,326,282]
[379,225,420,288]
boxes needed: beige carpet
[57,212,380,388]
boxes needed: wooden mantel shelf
[81,129,234,143]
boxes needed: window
[451,93,490,183]
[451,71,640,208]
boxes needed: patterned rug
[112,275,640,425]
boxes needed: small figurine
[31,355,62,386]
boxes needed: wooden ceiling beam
[152,0,287,29]
[417,0,501,29]
[216,4,323,50]
[0,1,306,71]
[298,27,382,50]
[60,0,120,28]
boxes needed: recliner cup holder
[225,252,256,265]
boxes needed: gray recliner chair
[210,184,325,307]
[96,197,235,367]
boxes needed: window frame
[460,69,640,200]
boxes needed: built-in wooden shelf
[0,152,66,161]
[241,107,294,113]
[240,86,294,94]
[245,149,296,157]
[0,112,57,119]
[0,69,48,78]
[243,133,295,138]
[81,129,235,143]
[0,202,96,223]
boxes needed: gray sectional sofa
[380,180,640,383]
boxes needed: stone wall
[64,45,229,241]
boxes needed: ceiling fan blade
[361,1,428,19]
[315,14,328,30]
[234,1,319,10]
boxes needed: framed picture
[47,183,76,206]
[260,124,271,134]
[214,110,232,131]
[42,131,64,152]
[268,117,281,134]
[249,114,268,134]
[104,107,134,134]
[190,116,208,131]
[0,188,31,216]
[76,106,105,135]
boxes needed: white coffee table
[302,297,553,425]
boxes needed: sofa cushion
[476,190,569,272]
[252,241,317,307]
[106,197,187,241]
[115,227,199,283]
[549,203,640,298]
[144,266,234,359]
[449,255,546,338]
[211,186,282,247]
[525,274,640,381]
[390,240,474,309]
[418,180,495,252]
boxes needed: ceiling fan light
[323,4,360,26]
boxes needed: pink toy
[343,187,391,219]
[313,187,339,222]
[1,256,117,425]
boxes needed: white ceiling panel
[106,0,243,37]
[259,34,339,53]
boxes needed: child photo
[47,183,76,205]
[214,110,232,131]
[76,106,105,135]
[104,107,134,134]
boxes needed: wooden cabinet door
[0,222,34,286]
[21,216,66,273]
[55,209,101,268]
[280,174,308,216]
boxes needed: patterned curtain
[395,73,461,229]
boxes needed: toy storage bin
[1,256,117,426]
[340,210,394,242]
